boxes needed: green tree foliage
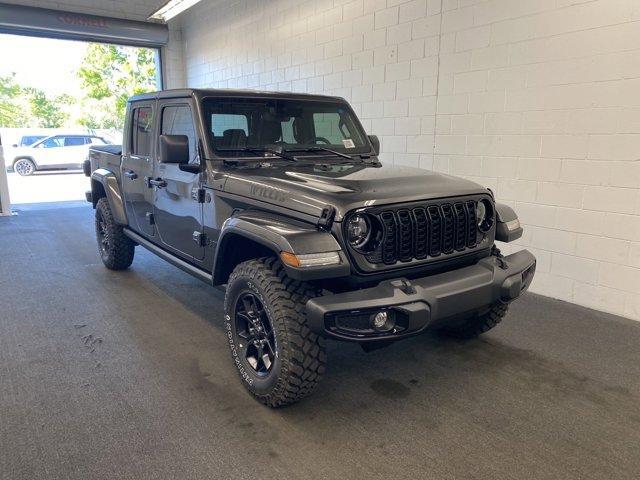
[24,88,73,128]
[0,43,156,129]
[77,44,157,129]
[0,73,28,127]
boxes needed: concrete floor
[1,202,639,480]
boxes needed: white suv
[11,134,110,176]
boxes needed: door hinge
[191,187,207,203]
[146,212,155,225]
[192,231,208,247]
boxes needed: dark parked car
[85,89,535,407]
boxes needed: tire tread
[226,257,326,407]
[95,197,135,270]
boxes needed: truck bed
[88,145,123,178]
[91,144,123,156]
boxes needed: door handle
[148,178,167,188]
[124,170,137,179]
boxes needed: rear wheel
[13,158,35,176]
[224,258,326,407]
[95,197,135,270]
[440,303,508,339]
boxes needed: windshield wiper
[284,146,352,160]
[214,146,297,162]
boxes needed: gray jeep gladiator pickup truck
[85,89,535,407]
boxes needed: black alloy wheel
[94,197,135,270]
[234,292,276,375]
[97,210,111,257]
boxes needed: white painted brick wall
[175,0,640,320]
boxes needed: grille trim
[360,196,493,268]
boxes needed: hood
[220,161,489,221]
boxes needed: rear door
[152,100,205,261]
[122,103,156,237]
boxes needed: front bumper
[306,250,536,342]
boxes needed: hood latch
[317,205,336,231]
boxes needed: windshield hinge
[191,187,206,203]
[317,205,336,231]
[193,231,208,247]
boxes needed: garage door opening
[0,33,160,207]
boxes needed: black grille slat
[380,211,398,265]
[427,205,442,257]
[440,204,455,254]
[360,198,486,266]
[413,208,429,260]
[465,200,477,247]
[396,209,413,262]
[453,202,467,251]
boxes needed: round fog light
[373,312,387,329]
[372,311,395,332]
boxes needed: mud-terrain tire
[14,158,36,176]
[440,303,508,339]
[224,257,326,407]
[95,197,135,270]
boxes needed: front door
[152,102,205,261]
[122,103,156,237]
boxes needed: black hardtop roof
[128,88,346,104]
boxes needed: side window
[131,106,153,156]
[161,105,198,164]
[64,137,85,147]
[40,137,64,148]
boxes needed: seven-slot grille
[364,200,480,265]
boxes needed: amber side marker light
[280,251,341,268]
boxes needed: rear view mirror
[368,135,380,156]
[12,144,17,148]
[159,134,189,164]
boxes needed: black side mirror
[12,144,18,148]
[159,134,189,164]
[368,135,380,156]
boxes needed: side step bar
[123,228,213,285]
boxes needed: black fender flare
[495,203,523,243]
[213,210,349,284]
[90,168,127,225]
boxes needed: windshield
[202,97,370,158]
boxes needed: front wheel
[95,197,135,270]
[13,158,35,176]
[224,258,326,407]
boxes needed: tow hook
[391,278,416,295]
[492,245,509,270]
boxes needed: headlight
[476,199,494,233]
[347,214,371,248]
